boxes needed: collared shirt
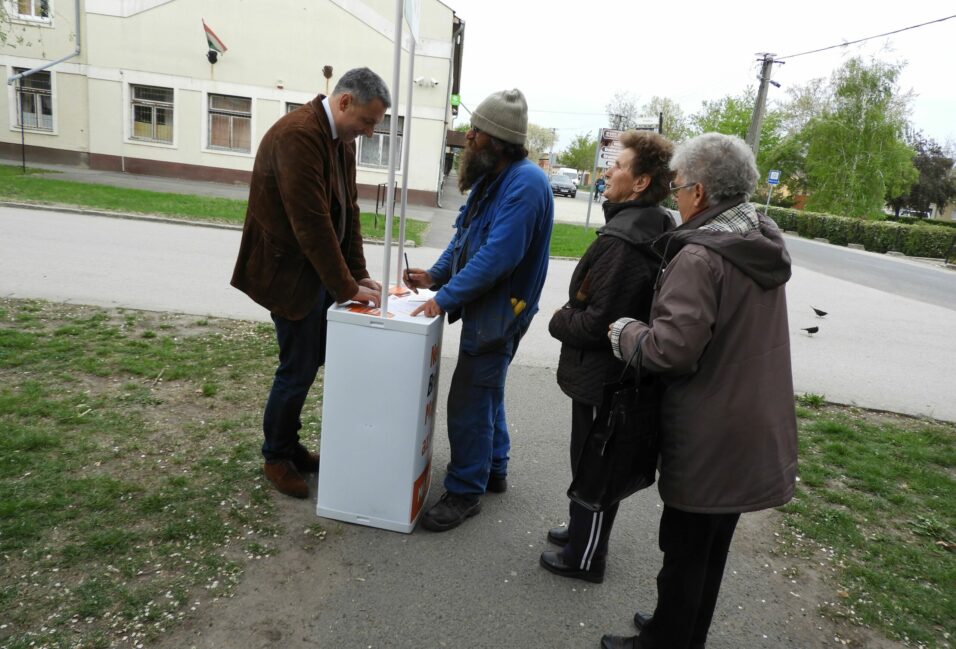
[321,96,338,141]
[321,96,347,243]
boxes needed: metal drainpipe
[6,0,82,170]
[7,0,82,86]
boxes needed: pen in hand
[404,252,418,294]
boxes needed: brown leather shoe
[292,445,320,473]
[263,460,309,499]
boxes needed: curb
[0,199,417,247]
[0,200,242,231]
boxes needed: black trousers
[638,505,740,649]
[261,290,332,462]
[563,400,619,568]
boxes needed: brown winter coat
[231,95,369,320]
[617,200,798,514]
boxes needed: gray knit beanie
[471,89,528,146]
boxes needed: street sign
[596,128,623,169]
[768,169,781,185]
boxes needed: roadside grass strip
[782,399,955,647]
[550,222,599,258]
[0,164,426,245]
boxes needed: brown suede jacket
[616,200,798,514]
[231,95,369,320]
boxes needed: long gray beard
[458,146,499,193]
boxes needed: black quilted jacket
[548,199,673,405]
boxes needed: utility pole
[745,53,782,157]
[548,127,556,173]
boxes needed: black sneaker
[420,491,481,532]
[486,472,507,493]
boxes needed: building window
[130,84,174,143]
[208,94,251,152]
[15,0,50,20]
[14,68,52,130]
[285,102,303,114]
[358,114,403,169]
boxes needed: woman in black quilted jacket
[540,130,674,583]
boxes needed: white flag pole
[396,38,415,290]
[379,0,405,316]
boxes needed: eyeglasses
[669,180,695,194]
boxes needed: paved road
[786,236,956,311]
[2,204,954,422]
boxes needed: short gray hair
[670,133,758,206]
[332,67,391,109]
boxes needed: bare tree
[605,91,640,130]
[641,96,691,142]
[525,123,556,165]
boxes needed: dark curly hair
[618,130,674,204]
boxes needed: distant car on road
[550,174,576,198]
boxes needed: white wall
[0,0,456,196]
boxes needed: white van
[556,167,579,186]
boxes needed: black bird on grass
[811,306,828,317]
[801,326,819,336]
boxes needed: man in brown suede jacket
[231,67,389,499]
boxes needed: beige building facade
[1,0,463,204]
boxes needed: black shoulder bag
[566,330,661,512]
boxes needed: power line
[778,14,956,60]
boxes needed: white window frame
[128,83,175,146]
[203,92,254,156]
[11,0,52,23]
[285,101,304,114]
[9,66,55,133]
[357,113,403,171]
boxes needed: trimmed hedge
[764,206,956,259]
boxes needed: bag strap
[617,329,648,383]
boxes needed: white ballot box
[316,290,443,533]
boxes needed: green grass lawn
[782,395,955,646]
[1,299,952,648]
[0,164,426,245]
[551,222,599,258]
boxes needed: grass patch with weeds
[0,164,426,245]
[0,299,323,649]
[776,405,955,647]
[2,298,953,648]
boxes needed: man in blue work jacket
[405,88,554,531]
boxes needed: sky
[442,0,956,152]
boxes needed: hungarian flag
[202,19,227,54]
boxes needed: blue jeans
[261,291,331,462]
[443,327,524,496]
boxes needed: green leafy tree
[802,58,917,217]
[640,96,691,142]
[559,132,597,175]
[886,133,956,216]
[778,78,832,136]
[691,87,783,175]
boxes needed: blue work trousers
[261,291,332,462]
[444,329,524,495]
